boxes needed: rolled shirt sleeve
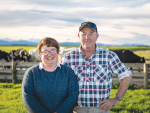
[108,51,132,81]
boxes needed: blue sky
[0,0,150,45]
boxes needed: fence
[0,62,150,89]
[0,62,39,83]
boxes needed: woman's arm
[55,68,79,113]
[22,69,50,113]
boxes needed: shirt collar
[79,44,99,54]
[39,62,61,71]
[79,45,83,54]
[95,45,99,53]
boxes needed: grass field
[0,45,37,53]
[1,45,150,53]
[1,45,150,63]
[0,46,150,112]
[0,83,150,113]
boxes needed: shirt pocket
[93,65,109,83]
[70,65,84,83]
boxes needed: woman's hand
[73,106,78,111]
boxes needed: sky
[0,0,150,46]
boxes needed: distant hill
[0,38,149,46]
[0,39,38,45]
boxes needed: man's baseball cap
[79,21,97,32]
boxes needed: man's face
[78,27,99,49]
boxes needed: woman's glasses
[41,49,57,55]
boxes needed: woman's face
[40,45,58,67]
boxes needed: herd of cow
[0,48,40,62]
[0,48,145,63]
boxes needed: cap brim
[79,27,96,32]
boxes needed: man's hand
[99,98,119,111]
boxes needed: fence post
[12,62,17,84]
[143,63,148,89]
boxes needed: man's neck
[81,45,96,59]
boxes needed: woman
[22,37,79,113]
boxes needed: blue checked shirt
[60,46,131,107]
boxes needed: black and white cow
[9,48,30,62]
[0,50,11,62]
[111,49,145,63]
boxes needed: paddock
[0,62,150,89]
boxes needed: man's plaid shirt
[60,46,131,107]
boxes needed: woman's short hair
[37,37,60,55]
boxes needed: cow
[9,48,30,62]
[0,50,11,62]
[29,48,42,62]
[110,49,145,63]
[0,50,11,69]
[59,47,77,59]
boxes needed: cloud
[1,0,149,8]
[117,33,150,45]
[1,2,150,26]
[97,32,150,45]
[0,0,150,45]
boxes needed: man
[61,21,132,113]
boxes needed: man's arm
[99,75,132,111]
[116,75,132,99]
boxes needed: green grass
[0,45,37,53]
[0,46,150,112]
[0,83,150,113]
[1,45,150,53]
[109,89,150,113]
[134,50,150,59]
[99,46,150,51]
[0,83,27,113]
